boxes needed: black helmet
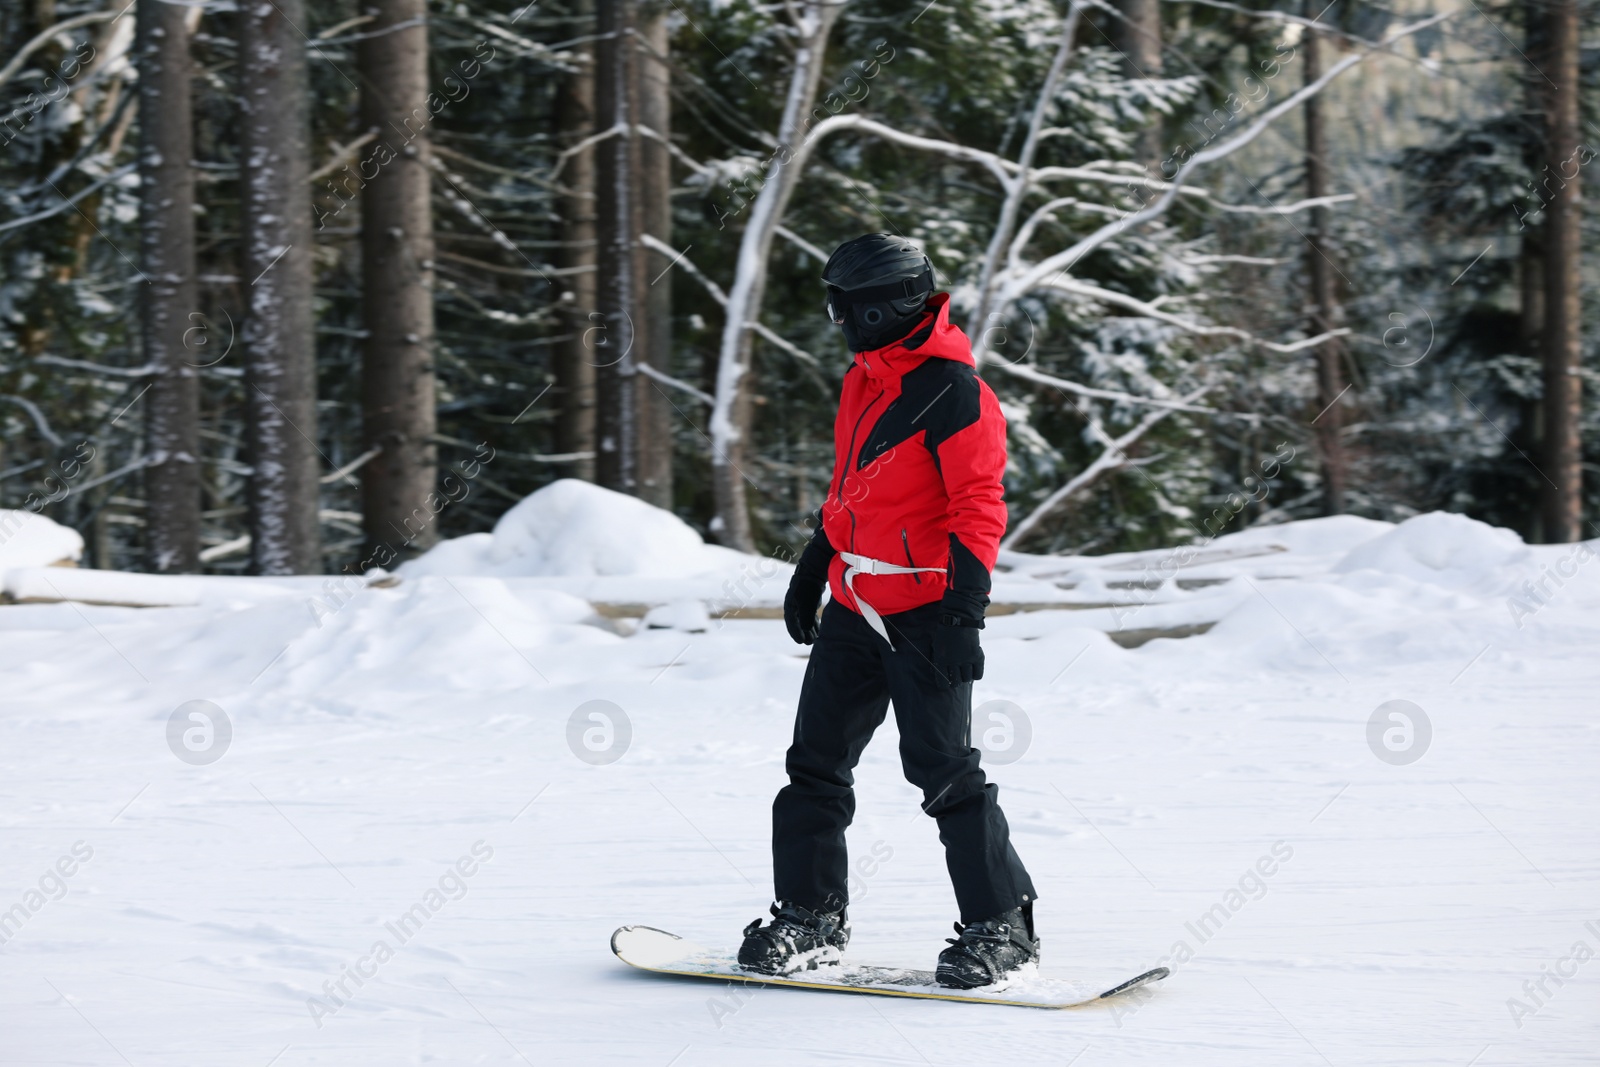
[821,234,935,352]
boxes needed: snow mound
[1208,514,1394,557]
[642,598,712,632]
[400,479,750,578]
[1331,511,1532,594]
[0,509,83,573]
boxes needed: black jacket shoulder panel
[917,360,983,455]
[854,358,982,471]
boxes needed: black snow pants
[772,599,1036,923]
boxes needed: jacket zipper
[835,391,884,505]
[901,529,921,583]
[835,390,884,554]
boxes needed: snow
[400,478,752,579]
[4,566,204,608]
[1332,510,1537,595]
[642,598,713,633]
[2,498,1596,1065]
[0,509,83,575]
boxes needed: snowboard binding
[737,901,850,976]
[935,904,1040,989]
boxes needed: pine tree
[1534,0,1584,541]
[1302,19,1347,515]
[240,0,322,573]
[554,0,599,482]
[138,0,202,573]
[636,2,674,509]
[358,0,439,559]
[593,0,643,494]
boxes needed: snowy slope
[0,503,1596,1066]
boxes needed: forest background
[0,0,1594,576]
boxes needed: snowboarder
[739,234,1039,989]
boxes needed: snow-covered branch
[1001,387,1208,549]
[0,395,65,447]
[549,123,625,182]
[750,320,824,372]
[0,9,115,90]
[1004,11,1451,302]
[1169,0,1423,51]
[642,233,725,301]
[432,143,570,195]
[1009,196,1114,275]
[318,446,383,485]
[966,3,1084,349]
[799,113,1013,187]
[33,355,155,378]
[1036,276,1351,353]
[994,362,1217,414]
[1182,254,1284,266]
[1203,193,1357,215]
[308,131,380,184]
[640,233,822,371]
[638,362,713,407]
[0,164,137,238]
[776,226,829,264]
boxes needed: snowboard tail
[611,925,1169,1009]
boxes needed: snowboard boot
[935,903,1040,989]
[737,901,850,976]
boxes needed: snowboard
[611,924,1169,1009]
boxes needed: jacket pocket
[901,528,922,583]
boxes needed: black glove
[785,577,825,644]
[932,609,985,686]
[932,535,991,686]
[784,521,835,645]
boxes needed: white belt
[839,551,944,648]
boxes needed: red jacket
[817,293,1008,618]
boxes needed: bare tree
[636,3,673,509]
[1302,19,1347,515]
[240,0,321,573]
[707,0,841,550]
[965,6,1082,363]
[554,0,598,481]
[359,0,438,558]
[689,8,1443,546]
[1536,0,1583,542]
[138,0,200,573]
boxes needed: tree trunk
[1520,231,1545,540]
[240,0,321,574]
[358,0,438,560]
[636,4,674,509]
[1537,0,1583,542]
[554,0,598,482]
[708,0,840,551]
[1303,22,1346,516]
[592,0,643,494]
[137,0,201,573]
[1113,0,1163,167]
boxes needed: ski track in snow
[1,500,1597,1065]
